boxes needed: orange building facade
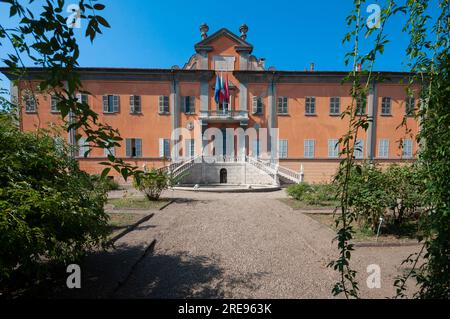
[2,25,419,184]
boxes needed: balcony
[199,110,249,124]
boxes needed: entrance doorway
[220,168,227,184]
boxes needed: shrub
[133,169,171,201]
[91,175,120,191]
[0,113,110,285]
[287,182,337,205]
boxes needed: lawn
[306,213,420,243]
[108,197,171,210]
[278,197,339,210]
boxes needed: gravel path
[106,189,420,299]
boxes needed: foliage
[333,0,450,299]
[0,111,110,286]
[91,174,120,191]
[287,182,337,205]
[133,169,172,201]
[0,0,140,181]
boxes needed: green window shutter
[103,95,108,113]
[159,138,164,157]
[159,96,164,113]
[130,95,135,113]
[135,96,141,113]
[252,96,258,114]
[113,95,119,113]
[125,139,132,157]
[135,139,142,157]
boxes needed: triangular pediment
[195,28,253,53]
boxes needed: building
[1,24,419,185]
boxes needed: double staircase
[158,156,304,185]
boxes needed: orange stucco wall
[15,30,420,183]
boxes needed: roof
[194,28,253,53]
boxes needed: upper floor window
[126,138,142,158]
[305,97,316,115]
[159,95,170,114]
[78,137,89,158]
[354,139,364,159]
[378,139,389,158]
[213,56,235,71]
[182,96,195,114]
[402,139,413,159]
[328,139,339,158]
[24,93,36,113]
[381,97,391,115]
[130,95,141,114]
[277,97,288,115]
[252,96,263,114]
[406,96,415,116]
[356,97,367,115]
[51,95,60,113]
[103,95,120,113]
[77,93,88,105]
[330,97,341,115]
[278,139,288,159]
[159,138,171,158]
[304,139,315,158]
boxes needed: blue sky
[0,0,441,94]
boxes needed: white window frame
[402,139,413,159]
[378,139,389,158]
[328,139,339,158]
[304,139,315,158]
[278,139,288,159]
[354,139,364,159]
[305,97,316,115]
[277,97,288,115]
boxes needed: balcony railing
[199,110,249,122]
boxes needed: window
[356,97,367,115]
[252,96,263,114]
[159,96,170,114]
[130,95,141,114]
[24,93,36,112]
[330,97,340,115]
[104,140,115,157]
[51,95,60,113]
[381,97,391,115]
[78,138,89,158]
[278,140,288,159]
[103,95,119,113]
[77,93,88,105]
[277,97,288,114]
[182,96,195,114]
[406,96,415,116]
[304,139,315,158]
[159,138,170,158]
[402,139,413,158]
[305,97,316,115]
[354,139,364,159]
[125,138,142,158]
[378,139,389,158]
[328,139,339,158]
[185,139,195,158]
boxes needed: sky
[0,0,441,94]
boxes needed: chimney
[239,24,249,40]
[200,23,209,40]
[310,63,315,72]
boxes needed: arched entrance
[220,168,227,184]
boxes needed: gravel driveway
[98,189,419,299]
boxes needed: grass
[107,212,147,230]
[278,197,339,210]
[305,213,420,243]
[108,197,170,210]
